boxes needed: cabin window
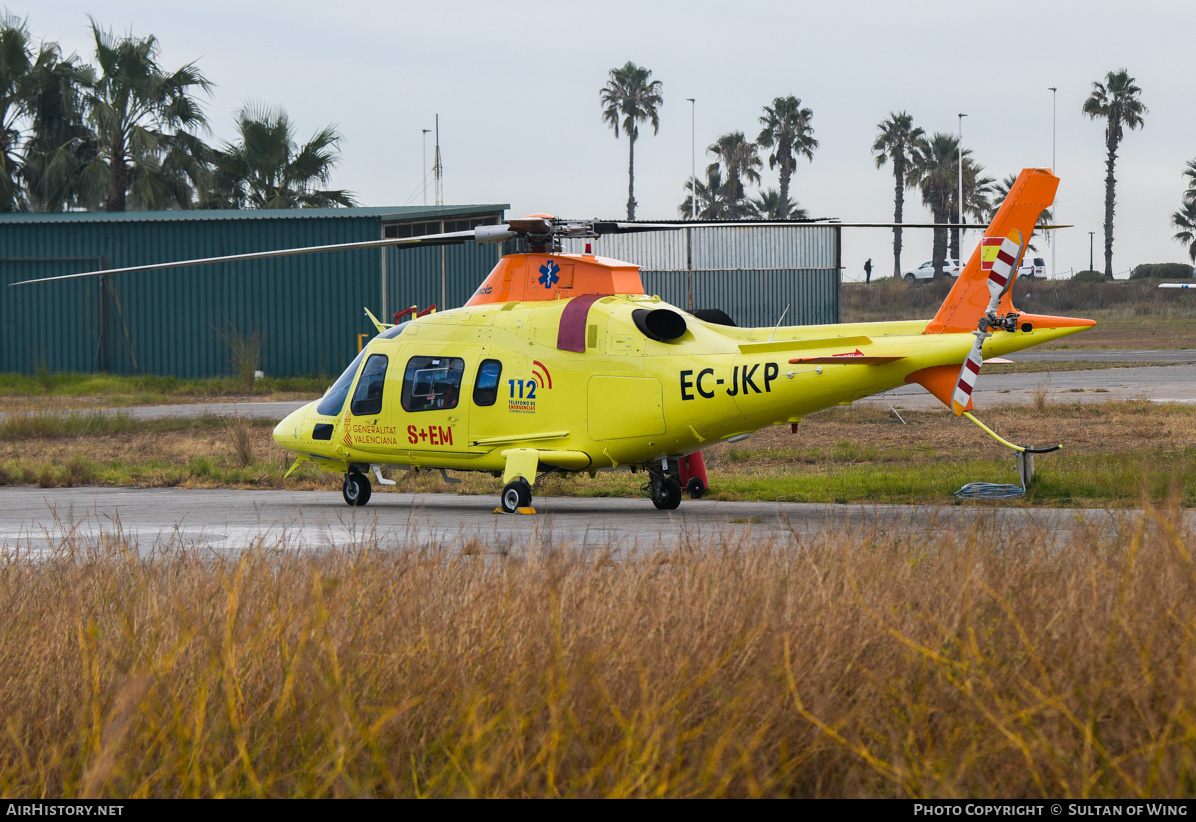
[350,354,389,416]
[402,356,465,412]
[473,360,503,406]
[316,350,366,416]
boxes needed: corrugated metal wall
[1,210,503,378]
[561,225,840,327]
[639,269,839,328]
[385,242,502,317]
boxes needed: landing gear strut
[343,471,372,507]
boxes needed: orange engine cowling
[464,252,647,306]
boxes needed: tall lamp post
[1089,231,1095,272]
[687,98,696,220]
[421,128,430,206]
[958,113,967,259]
[686,97,696,309]
[1048,87,1057,278]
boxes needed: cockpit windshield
[316,350,366,417]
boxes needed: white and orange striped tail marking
[980,230,1023,312]
[951,335,986,416]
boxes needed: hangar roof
[0,204,509,224]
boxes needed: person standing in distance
[864,257,872,284]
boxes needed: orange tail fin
[925,168,1058,334]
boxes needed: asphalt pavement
[1005,349,1196,363]
[0,487,1159,555]
[862,364,1196,410]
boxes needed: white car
[903,259,961,282]
[1019,256,1047,278]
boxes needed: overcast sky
[29,0,1196,281]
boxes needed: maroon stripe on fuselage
[557,293,608,352]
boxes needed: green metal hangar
[0,205,507,378]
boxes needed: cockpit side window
[473,359,502,406]
[316,350,365,416]
[402,356,464,412]
[350,354,389,416]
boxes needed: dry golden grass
[842,279,1196,349]
[720,400,1196,462]
[1035,319,1196,351]
[3,503,1195,798]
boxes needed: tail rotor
[950,229,1025,416]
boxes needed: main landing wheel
[343,472,372,507]
[501,478,532,513]
[685,477,705,499]
[652,477,682,510]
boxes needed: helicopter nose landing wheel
[343,472,372,507]
[651,477,682,510]
[500,478,532,514]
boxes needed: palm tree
[1082,69,1147,278]
[78,19,211,211]
[947,156,995,260]
[707,131,761,219]
[756,96,817,209]
[600,61,663,220]
[914,132,959,277]
[678,167,729,219]
[990,174,1053,252]
[22,45,94,212]
[747,187,808,220]
[203,105,356,209]
[0,13,35,211]
[1181,158,1196,207]
[1172,201,1196,264]
[872,112,926,278]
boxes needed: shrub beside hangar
[0,205,506,378]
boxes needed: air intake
[632,308,687,342]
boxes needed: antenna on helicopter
[766,305,790,342]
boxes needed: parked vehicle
[1019,256,1047,278]
[903,259,961,282]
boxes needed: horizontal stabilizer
[739,335,873,355]
[788,355,902,365]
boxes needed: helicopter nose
[273,403,313,451]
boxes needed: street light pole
[687,98,696,220]
[421,129,430,206]
[1089,231,1095,272]
[686,97,696,310]
[958,113,967,260]
[1049,87,1057,278]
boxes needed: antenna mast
[433,114,443,206]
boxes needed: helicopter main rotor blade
[597,220,991,231]
[7,229,479,286]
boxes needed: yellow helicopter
[15,168,1091,513]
